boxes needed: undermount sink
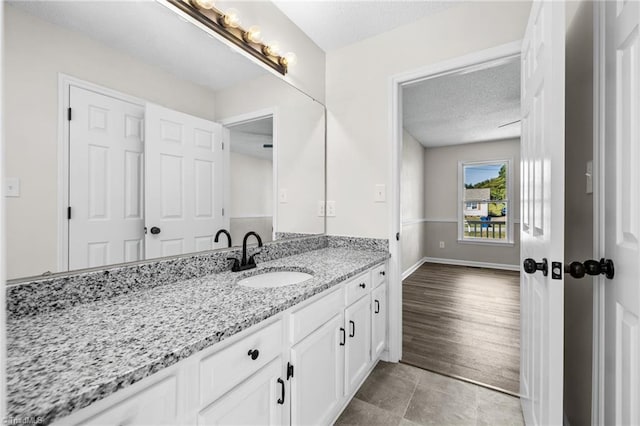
[237,271,313,288]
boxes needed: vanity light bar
[165,0,291,75]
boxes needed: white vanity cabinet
[55,261,388,426]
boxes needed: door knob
[565,258,614,279]
[523,258,548,276]
[150,226,161,235]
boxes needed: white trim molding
[402,257,427,280]
[424,257,520,272]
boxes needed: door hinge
[221,141,225,150]
[287,362,294,380]
[67,206,72,220]
[222,207,225,216]
[396,232,400,241]
[67,107,72,121]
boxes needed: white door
[198,358,284,425]
[604,1,640,424]
[344,296,371,396]
[290,314,344,426]
[519,1,565,425]
[371,283,387,359]
[145,103,226,259]
[68,86,145,270]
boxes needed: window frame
[457,158,514,245]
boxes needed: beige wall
[564,2,594,424]
[214,75,325,236]
[325,1,531,238]
[229,152,273,218]
[423,139,521,267]
[401,130,426,272]
[4,6,219,279]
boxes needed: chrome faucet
[229,231,263,272]
[214,229,232,248]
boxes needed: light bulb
[191,0,215,10]
[244,25,262,43]
[263,41,280,57]
[282,52,297,67]
[222,8,241,28]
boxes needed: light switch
[279,188,288,203]
[326,201,336,217]
[5,177,20,197]
[374,184,386,202]
[586,161,593,194]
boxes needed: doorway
[388,42,523,396]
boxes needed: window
[458,159,512,243]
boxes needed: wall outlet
[317,201,325,216]
[326,201,336,217]
[5,177,20,197]
[374,184,386,202]
[439,241,445,249]
[279,188,288,203]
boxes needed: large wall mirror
[4,1,325,281]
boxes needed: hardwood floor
[402,263,520,394]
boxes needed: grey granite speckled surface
[7,247,389,425]
[327,235,389,252]
[7,235,327,319]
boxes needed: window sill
[457,239,515,247]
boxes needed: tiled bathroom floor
[335,361,524,426]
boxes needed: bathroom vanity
[6,237,389,425]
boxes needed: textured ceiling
[272,0,456,51]
[403,58,521,147]
[229,117,274,160]
[8,1,266,91]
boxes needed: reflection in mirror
[4,1,325,281]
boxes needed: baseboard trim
[423,257,520,272]
[402,257,428,280]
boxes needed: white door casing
[68,86,145,270]
[145,103,226,259]
[520,1,565,425]
[604,1,640,424]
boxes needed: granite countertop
[7,247,389,425]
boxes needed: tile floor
[335,361,524,426]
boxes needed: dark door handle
[523,258,548,276]
[247,349,259,360]
[359,283,366,289]
[339,327,345,346]
[150,226,161,235]
[374,300,380,314]
[565,258,614,279]
[349,320,355,337]
[277,378,285,404]
[379,271,386,276]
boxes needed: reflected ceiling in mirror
[4,1,325,281]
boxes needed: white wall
[423,139,521,266]
[4,6,219,279]
[325,1,531,238]
[401,130,426,273]
[217,0,326,103]
[230,152,273,218]
[563,1,594,424]
[214,75,325,236]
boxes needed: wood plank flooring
[402,263,520,394]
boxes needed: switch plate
[5,177,20,197]
[439,241,445,249]
[279,188,288,203]
[326,201,336,217]
[374,184,386,202]
[317,201,325,216]
[586,160,593,194]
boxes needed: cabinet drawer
[290,287,344,344]
[371,263,387,287]
[345,272,371,306]
[200,320,283,407]
[79,376,177,425]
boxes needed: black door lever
[523,258,548,276]
[565,258,614,279]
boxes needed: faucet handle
[227,257,240,272]
[248,250,261,265]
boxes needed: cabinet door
[198,358,284,426]
[290,314,344,426]
[371,283,387,359]
[344,295,371,395]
